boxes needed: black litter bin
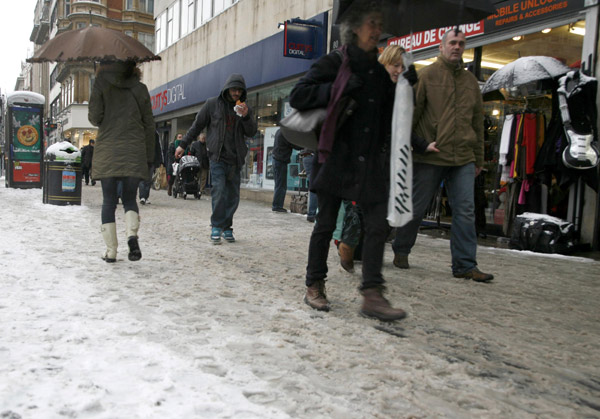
[43,141,82,205]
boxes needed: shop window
[478,21,584,232]
[64,0,71,16]
[125,0,134,10]
[239,80,298,187]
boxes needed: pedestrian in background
[289,0,406,321]
[271,129,301,213]
[80,139,95,186]
[391,29,494,282]
[175,74,257,244]
[166,133,184,196]
[88,60,155,263]
[300,149,318,222]
[139,131,164,205]
[189,133,210,197]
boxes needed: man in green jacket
[392,29,494,282]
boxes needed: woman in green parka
[88,60,155,263]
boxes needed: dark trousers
[138,166,154,200]
[100,177,140,224]
[306,191,388,290]
[272,158,288,210]
[210,161,241,230]
[82,166,92,184]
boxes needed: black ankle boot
[127,236,142,261]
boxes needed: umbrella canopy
[481,56,571,94]
[27,26,161,63]
[333,0,497,37]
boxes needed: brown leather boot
[304,280,330,312]
[360,286,407,321]
[338,242,355,273]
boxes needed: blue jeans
[100,177,140,224]
[272,158,288,210]
[138,165,154,200]
[392,162,478,275]
[302,154,318,217]
[210,161,241,230]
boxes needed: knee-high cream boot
[125,211,142,261]
[101,223,118,263]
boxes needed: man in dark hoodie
[175,74,257,244]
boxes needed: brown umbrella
[27,25,161,63]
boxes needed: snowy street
[1,182,599,418]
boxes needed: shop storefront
[386,0,599,246]
[149,12,327,193]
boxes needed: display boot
[360,286,407,321]
[101,222,118,263]
[125,211,142,261]
[338,242,355,273]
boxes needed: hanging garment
[499,114,514,184]
[522,113,538,175]
[388,75,414,227]
[511,114,524,179]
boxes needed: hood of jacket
[99,62,139,89]
[220,73,247,103]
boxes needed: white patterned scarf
[387,76,414,227]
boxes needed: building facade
[28,0,155,149]
[142,0,600,248]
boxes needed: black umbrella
[333,0,497,37]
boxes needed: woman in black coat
[289,0,406,321]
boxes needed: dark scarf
[318,45,352,163]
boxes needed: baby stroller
[172,155,201,199]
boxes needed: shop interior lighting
[492,109,500,116]
[541,28,552,34]
[512,35,522,41]
[415,60,434,66]
[463,59,504,70]
[569,26,585,36]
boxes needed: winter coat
[272,129,301,164]
[412,55,484,167]
[152,132,163,168]
[88,63,155,180]
[189,140,209,169]
[80,144,94,168]
[181,74,257,168]
[166,139,184,176]
[289,45,394,203]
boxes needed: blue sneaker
[222,229,235,243]
[210,227,222,245]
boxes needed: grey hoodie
[181,74,257,167]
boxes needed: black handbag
[279,107,326,150]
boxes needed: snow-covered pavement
[1,182,599,418]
